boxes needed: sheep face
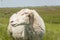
[10,11,32,27]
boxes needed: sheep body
[7,9,45,40]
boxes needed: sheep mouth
[12,23,30,27]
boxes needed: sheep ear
[29,10,39,25]
[31,10,40,25]
[29,12,34,25]
[31,10,38,20]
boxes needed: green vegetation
[0,6,60,40]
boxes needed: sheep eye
[25,13,28,14]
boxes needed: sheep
[7,9,45,40]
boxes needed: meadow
[0,6,60,40]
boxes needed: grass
[0,6,60,40]
[43,23,60,40]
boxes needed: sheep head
[10,9,34,27]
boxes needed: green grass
[43,23,60,40]
[0,6,60,40]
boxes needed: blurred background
[0,0,60,40]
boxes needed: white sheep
[7,9,45,40]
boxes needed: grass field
[0,6,60,40]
